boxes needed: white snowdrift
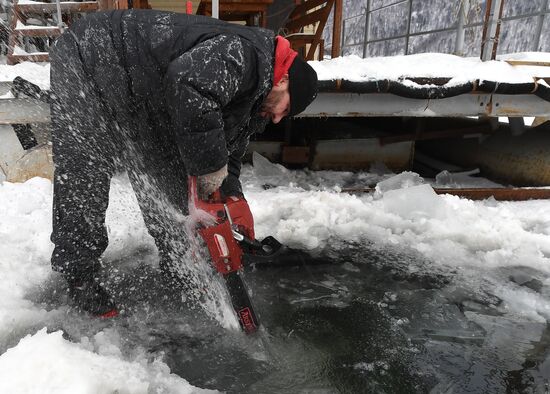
[0,328,217,394]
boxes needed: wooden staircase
[6,0,118,65]
[283,0,341,61]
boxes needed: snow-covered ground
[2,154,550,392]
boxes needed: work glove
[197,164,228,200]
[220,174,244,199]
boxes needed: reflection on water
[34,244,550,393]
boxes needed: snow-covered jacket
[67,10,274,176]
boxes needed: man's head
[261,37,318,124]
[260,74,290,123]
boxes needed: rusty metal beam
[0,98,50,124]
[2,90,550,125]
[505,60,550,68]
[299,92,550,118]
[481,0,505,61]
[379,125,494,145]
[342,187,550,201]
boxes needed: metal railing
[326,0,550,58]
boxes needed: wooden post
[212,0,219,19]
[99,0,119,9]
[331,0,342,58]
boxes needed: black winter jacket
[66,10,274,176]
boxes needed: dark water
[33,243,550,393]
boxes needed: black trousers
[50,34,189,282]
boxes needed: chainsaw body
[189,177,259,334]
[188,177,311,334]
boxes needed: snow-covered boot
[67,279,118,318]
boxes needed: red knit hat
[273,36,298,85]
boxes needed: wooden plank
[282,146,309,164]
[7,53,50,64]
[17,2,99,12]
[286,6,328,31]
[342,187,550,201]
[331,0,342,58]
[505,60,550,67]
[436,188,550,201]
[14,27,62,37]
[379,125,494,145]
[289,0,328,18]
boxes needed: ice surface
[381,184,447,220]
[375,171,424,195]
[252,151,289,181]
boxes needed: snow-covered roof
[311,53,550,85]
[0,62,50,90]
[2,52,549,93]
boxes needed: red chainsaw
[188,176,263,334]
[188,177,314,334]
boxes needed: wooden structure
[6,0,344,64]
[342,187,550,201]
[6,0,150,65]
[283,0,341,61]
[195,0,342,60]
[7,0,99,64]
[196,0,273,27]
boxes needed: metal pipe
[362,0,370,58]
[212,0,219,19]
[533,0,550,51]
[55,0,63,32]
[404,0,412,55]
[455,0,469,56]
